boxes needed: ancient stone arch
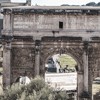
[41,38,83,72]
[2,6,100,100]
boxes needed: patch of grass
[0,68,3,73]
[92,84,100,95]
[0,76,3,95]
[58,54,77,68]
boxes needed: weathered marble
[2,6,100,100]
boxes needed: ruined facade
[2,6,100,100]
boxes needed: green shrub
[0,76,74,100]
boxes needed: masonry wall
[13,14,100,31]
[3,13,100,40]
[2,7,100,100]
[11,47,35,83]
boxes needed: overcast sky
[11,0,100,6]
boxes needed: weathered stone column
[35,49,40,76]
[3,42,12,87]
[81,41,90,100]
[34,40,41,76]
[83,49,88,92]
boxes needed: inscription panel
[14,14,100,31]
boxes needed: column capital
[83,41,93,55]
[3,42,12,50]
[83,41,89,53]
[35,45,40,54]
[35,40,41,54]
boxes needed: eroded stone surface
[2,6,100,100]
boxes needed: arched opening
[45,53,79,99]
[92,76,100,100]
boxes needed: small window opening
[59,21,63,29]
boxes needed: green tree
[0,76,73,100]
[96,2,100,6]
[86,2,96,6]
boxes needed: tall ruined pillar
[34,40,41,76]
[83,45,89,92]
[3,42,12,87]
[80,41,91,100]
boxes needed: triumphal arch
[2,6,100,100]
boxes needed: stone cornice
[2,6,100,15]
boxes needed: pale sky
[11,0,100,6]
